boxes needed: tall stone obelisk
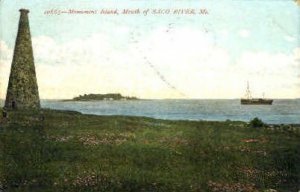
[5,9,40,109]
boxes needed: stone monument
[5,9,40,109]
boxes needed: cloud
[31,32,192,99]
[238,29,250,38]
[0,40,13,99]
[294,47,300,63]
[234,49,300,98]
[0,27,299,99]
[29,28,233,99]
[131,27,232,98]
[0,40,13,61]
[284,35,296,42]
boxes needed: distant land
[65,93,139,101]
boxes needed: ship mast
[245,81,252,99]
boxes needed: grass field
[0,109,299,191]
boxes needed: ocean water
[1,99,299,124]
[36,99,300,124]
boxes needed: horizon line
[1,97,300,100]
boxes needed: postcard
[0,1,299,191]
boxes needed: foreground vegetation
[0,109,299,192]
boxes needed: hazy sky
[0,0,299,99]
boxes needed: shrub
[250,117,264,128]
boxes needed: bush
[250,117,264,128]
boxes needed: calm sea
[1,99,299,124]
[39,99,300,124]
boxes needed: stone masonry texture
[5,9,40,109]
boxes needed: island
[70,93,139,101]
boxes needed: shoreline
[2,108,300,127]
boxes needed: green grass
[0,109,299,191]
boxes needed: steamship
[241,82,273,105]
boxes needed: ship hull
[241,98,273,105]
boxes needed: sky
[0,0,299,99]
